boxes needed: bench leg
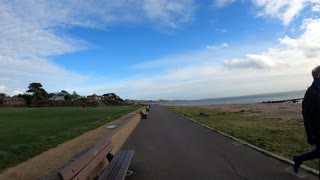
[106,153,114,162]
[126,170,133,176]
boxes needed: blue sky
[1,0,320,100]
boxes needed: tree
[61,90,70,96]
[103,93,117,99]
[64,94,73,101]
[48,93,56,99]
[18,94,33,105]
[58,90,75,101]
[27,82,48,100]
[72,91,80,97]
[102,93,125,105]
[71,91,81,100]
[0,93,7,104]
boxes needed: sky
[1,0,320,100]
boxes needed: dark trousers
[296,147,320,162]
[295,141,320,163]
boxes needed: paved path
[123,105,319,180]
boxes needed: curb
[110,111,141,154]
[174,111,320,176]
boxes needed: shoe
[293,156,302,173]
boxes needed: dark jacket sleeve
[302,87,315,138]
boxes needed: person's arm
[302,87,315,143]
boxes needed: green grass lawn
[166,106,319,170]
[0,105,140,172]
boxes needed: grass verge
[166,106,319,170]
[0,105,140,172]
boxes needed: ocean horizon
[160,90,306,106]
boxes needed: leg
[293,145,320,173]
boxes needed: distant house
[87,94,102,102]
[4,96,26,106]
[52,95,65,101]
[125,99,135,104]
[103,93,120,100]
[49,93,65,101]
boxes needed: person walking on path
[293,65,320,177]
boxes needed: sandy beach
[196,103,303,122]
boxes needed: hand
[307,137,315,145]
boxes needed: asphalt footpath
[122,105,319,180]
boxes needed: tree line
[0,82,126,107]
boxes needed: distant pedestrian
[293,65,320,177]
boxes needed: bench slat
[106,151,130,180]
[98,150,135,180]
[72,145,114,180]
[113,150,135,180]
[58,138,113,180]
[98,152,125,180]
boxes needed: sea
[160,90,306,106]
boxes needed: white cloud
[312,4,320,11]
[0,1,146,29]
[0,56,88,95]
[70,2,320,99]
[100,18,320,100]
[207,43,229,50]
[279,18,320,58]
[0,0,196,96]
[224,17,320,70]
[0,2,87,59]
[0,86,10,95]
[212,1,320,26]
[85,60,310,100]
[143,0,195,28]
[130,50,215,70]
[1,0,319,99]
[252,0,320,26]
[222,43,230,47]
[224,54,276,69]
[0,0,195,59]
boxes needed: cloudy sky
[1,0,320,100]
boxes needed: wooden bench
[140,110,148,119]
[58,138,134,180]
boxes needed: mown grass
[166,106,319,170]
[0,105,140,172]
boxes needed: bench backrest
[58,138,114,180]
